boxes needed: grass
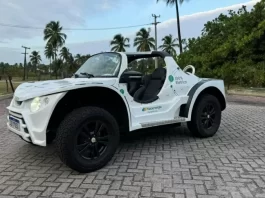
[0,77,265,97]
[11,75,58,82]
[227,87,265,97]
[0,75,60,95]
[0,81,21,96]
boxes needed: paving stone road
[0,96,265,198]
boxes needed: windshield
[75,53,121,77]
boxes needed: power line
[0,46,21,50]
[0,22,152,31]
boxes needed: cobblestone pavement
[1,96,265,198]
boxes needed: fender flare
[179,80,225,119]
[48,85,132,131]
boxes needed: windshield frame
[74,52,122,78]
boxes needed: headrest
[151,67,166,79]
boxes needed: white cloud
[67,0,260,55]
[100,0,113,10]
[156,0,260,38]
[0,0,125,40]
[0,0,260,64]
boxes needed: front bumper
[7,111,32,143]
[6,92,66,146]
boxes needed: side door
[118,56,191,131]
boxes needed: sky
[0,0,261,64]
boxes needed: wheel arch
[47,86,131,136]
[180,80,226,119]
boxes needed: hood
[14,78,117,101]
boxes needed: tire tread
[187,94,221,138]
[55,106,119,173]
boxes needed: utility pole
[21,46,30,80]
[152,14,160,68]
[175,1,183,54]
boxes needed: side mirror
[119,70,143,83]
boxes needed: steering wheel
[183,65,195,75]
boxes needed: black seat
[133,67,166,103]
[128,81,141,96]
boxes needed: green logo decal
[168,75,174,82]
[120,89,124,94]
[142,106,162,112]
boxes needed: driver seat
[133,67,166,103]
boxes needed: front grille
[9,111,29,134]
[9,111,22,118]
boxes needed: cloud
[0,0,125,40]
[156,0,260,39]
[68,0,260,55]
[100,0,113,10]
[0,0,260,64]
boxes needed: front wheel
[187,94,221,138]
[55,106,120,173]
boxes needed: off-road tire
[55,106,120,173]
[187,94,221,138]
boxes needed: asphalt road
[0,95,265,198]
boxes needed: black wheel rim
[201,103,216,129]
[76,121,109,160]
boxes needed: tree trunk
[38,71,41,81]
[227,82,230,90]
[8,76,14,92]
[5,77,8,92]
[49,59,52,78]
[175,1,183,54]
[55,49,58,79]
[55,71,58,79]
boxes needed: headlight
[30,97,41,112]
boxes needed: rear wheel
[187,94,221,138]
[55,106,120,173]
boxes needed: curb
[227,93,265,98]
[0,94,13,101]
[227,92,265,98]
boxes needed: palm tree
[181,38,188,51]
[60,47,70,62]
[156,0,187,53]
[44,43,55,76]
[75,54,82,60]
[59,47,71,77]
[74,54,83,66]
[134,28,155,51]
[53,59,64,79]
[43,21,67,60]
[67,53,77,73]
[30,51,42,73]
[159,34,179,55]
[110,34,130,52]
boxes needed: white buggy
[7,51,226,172]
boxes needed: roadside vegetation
[1,0,265,96]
